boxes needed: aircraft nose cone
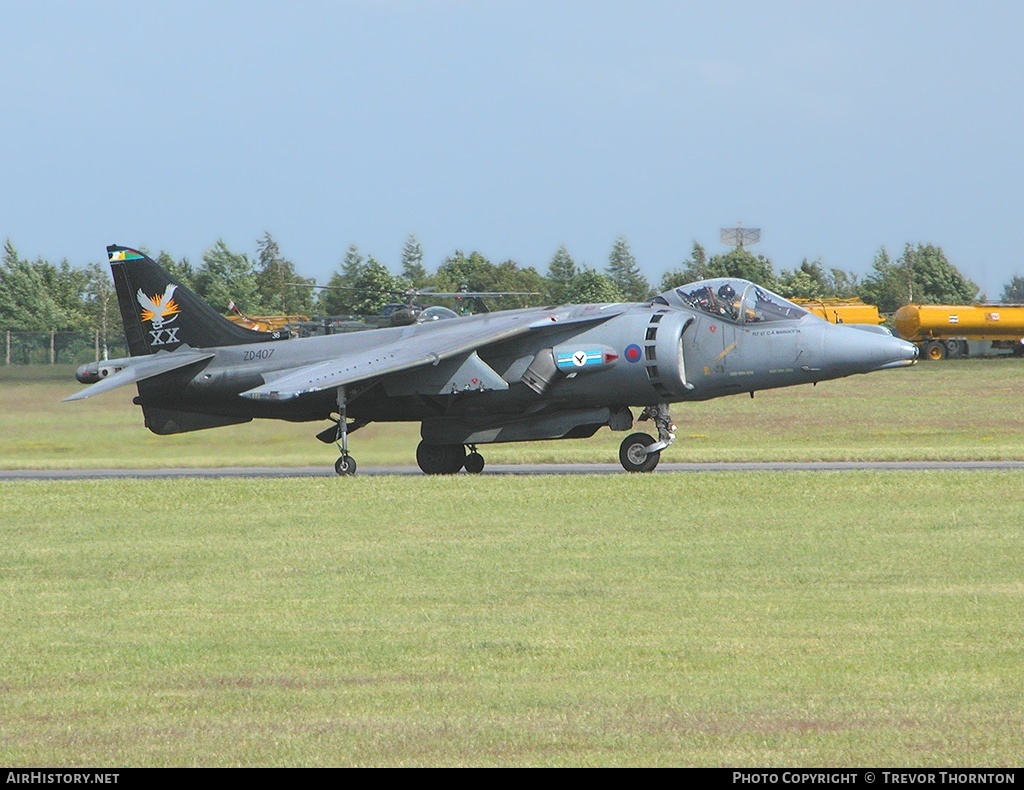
[822,326,918,374]
[884,336,917,366]
[883,336,919,368]
[867,333,919,371]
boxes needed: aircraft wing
[240,308,624,402]
[63,349,216,401]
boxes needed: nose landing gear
[619,432,660,472]
[619,404,676,473]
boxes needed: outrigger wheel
[332,385,358,476]
[334,454,356,476]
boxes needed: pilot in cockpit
[716,283,739,320]
[681,282,741,321]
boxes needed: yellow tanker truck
[892,303,1024,360]
[792,297,884,326]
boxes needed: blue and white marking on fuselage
[556,349,604,370]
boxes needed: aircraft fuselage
[127,299,914,425]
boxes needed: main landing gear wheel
[335,455,357,476]
[619,432,660,473]
[416,441,466,475]
[464,452,485,475]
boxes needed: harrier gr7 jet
[67,245,918,474]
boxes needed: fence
[3,330,129,366]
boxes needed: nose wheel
[619,404,676,472]
[619,433,660,472]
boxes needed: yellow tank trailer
[792,298,884,326]
[892,304,1024,360]
[226,314,310,334]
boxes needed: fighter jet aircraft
[67,245,918,474]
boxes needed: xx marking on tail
[137,285,181,346]
[149,327,180,346]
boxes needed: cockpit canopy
[655,278,808,325]
[416,305,460,323]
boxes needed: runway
[4,460,1024,480]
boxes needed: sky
[2,0,1023,297]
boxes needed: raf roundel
[624,343,643,363]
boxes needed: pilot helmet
[718,283,736,300]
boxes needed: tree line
[1,231,1005,340]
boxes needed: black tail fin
[108,245,285,355]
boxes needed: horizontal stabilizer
[63,349,215,401]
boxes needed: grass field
[1,473,1022,766]
[2,362,1023,766]
[3,358,1024,469]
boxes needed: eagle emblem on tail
[137,285,180,329]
